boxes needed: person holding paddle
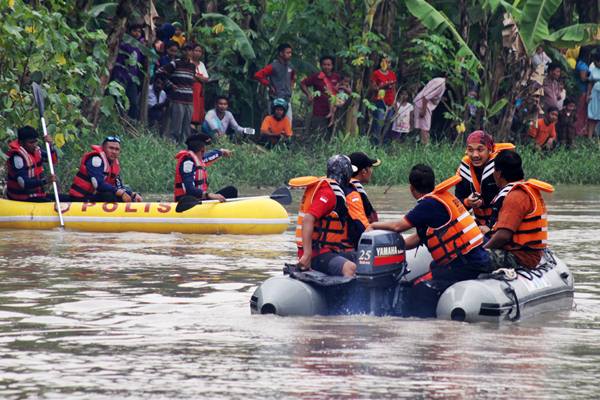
[173,133,235,202]
[5,126,65,202]
[69,136,142,203]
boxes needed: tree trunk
[344,0,381,136]
[575,0,599,23]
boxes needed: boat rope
[503,283,521,321]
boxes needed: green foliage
[54,130,600,196]
[518,0,562,55]
[0,0,119,147]
[404,0,482,70]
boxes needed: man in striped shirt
[157,43,196,142]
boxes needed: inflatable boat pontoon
[251,230,574,322]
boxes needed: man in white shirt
[201,96,254,138]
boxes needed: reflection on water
[0,185,599,399]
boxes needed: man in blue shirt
[368,164,490,317]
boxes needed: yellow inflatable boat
[0,198,290,235]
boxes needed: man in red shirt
[254,43,295,122]
[370,56,397,139]
[296,155,368,277]
[301,55,340,139]
[529,106,558,151]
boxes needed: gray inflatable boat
[250,230,574,322]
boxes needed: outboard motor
[250,230,408,317]
[352,230,408,315]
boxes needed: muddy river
[0,185,598,399]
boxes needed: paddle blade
[32,82,45,117]
[271,186,292,205]
[175,195,201,213]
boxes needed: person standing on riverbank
[484,150,553,269]
[157,43,196,143]
[367,165,489,318]
[254,43,295,122]
[191,44,209,127]
[413,77,446,145]
[349,151,380,223]
[5,126,60,202]
[454,131,515,228]
[370,56,397,140]
[112,23,145,120]
[69,136,142,203]
[173,133,235,202]
[301,55,340,139]
[542,63,563,111]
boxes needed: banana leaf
[202,13,256,62]
[405,0,482,70]
[516,0,561,55]
[547,24,600,48]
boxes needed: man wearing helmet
[289,155,370,277]
[260,98,293,147]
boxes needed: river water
[0,185,598,399]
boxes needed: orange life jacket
[69,145,120,199]
[457,143,515,226]
[422,175,485,266]
[350,178,378,223]
[5,140,47,201]
[290,176,354,254]
[490,179,553,251]
[173,150,208,201]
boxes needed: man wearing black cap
[5,126,59,202]
[173,133,235,202]
[69,136,142,202]
[349,152,381,223]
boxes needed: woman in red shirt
[370,57,397,141]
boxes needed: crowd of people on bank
[111,20,600,150]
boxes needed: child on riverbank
[389,90,413,142]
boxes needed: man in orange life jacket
[455,130,515,228]
[349,151,380,223]
[368,164,491,317]
[69,136,142,202]
[5,126,62,202]
[484,150,553,270]
[173,133,235,202]
[294,155,370,277]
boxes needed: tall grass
[55,132,600,195]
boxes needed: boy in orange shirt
[260,98,292,147]
[528,106,558,151]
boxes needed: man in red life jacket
[5,126,61,202]
[292,155,370,277]
[349,151,381,223]
[484,150,553,270]
[368,164,491,317]
[69,136,142,202]
[454,131,515,228]
[173,133,235,202]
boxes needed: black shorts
[311,251,356,276]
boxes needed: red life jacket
[69,145,120,199]
[173,150,208,201]
[5,140,47,201]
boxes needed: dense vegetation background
[1,0,599,192]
